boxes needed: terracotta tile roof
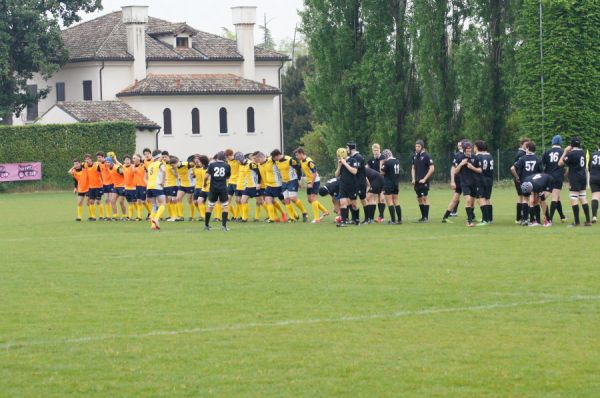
[61,11,288,62]
[56,101,160,129]
[117,74,281,96]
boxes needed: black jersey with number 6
[382,158,401,185]
[564,149,587,183]
[207,161,231,191]
[514,154,541,180]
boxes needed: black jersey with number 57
[514,154,541,180]
[207,161,231,191]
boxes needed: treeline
[283,0,599,165]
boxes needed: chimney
[231,6,257,80]
[122,6,149,82]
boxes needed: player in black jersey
[474,140,494,225]
[381,149,402,224]
[319,178,341,217]
[513,138,531,223]
[335,147,359,226]
[347,142,367,222]
[542,135,567,222]
[442,140,466,223]
[367,143,387,222]
[454,141,482,227]
[520,173,554,227]
[204,151,232,231]
[559,137,591,226]
[589,142,600,223]
[364,167,384,223]
[411,140,435,222]
[511,141,542,225]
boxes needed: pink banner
[0,162,43,182]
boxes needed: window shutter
[219,108,228,134]
[247,107,255,133]
[163,108,172,135]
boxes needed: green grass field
[1,185,599,397]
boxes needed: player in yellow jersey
[252,151,271,221]
[192,155,210,221]
[160,151,179,221]
[225,149,240,220]
[146,150,167,230]
[255,151,288,223]
[174,156,195,221]
[294,147,330,223]
[233,152,259,222]
[272,149,308,222]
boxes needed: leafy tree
[515,0,599,149]
[0,0,102,120]
[282,55,314,153]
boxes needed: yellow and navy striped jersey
[163,162,178,187]
[276,155,299,183]
[300,157,320,183]
[227,159,239,185]
[262,157,282,187]
[176,161,193,187]
[146,160,165,190]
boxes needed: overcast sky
[80,0,304,42]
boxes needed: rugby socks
[516,203,520,221]
[395,205,402,222]
[529,206,535,223]
[424,205,430,220]
[534,205,541,224]
[274,201,285,217]
[367,204,377,221]
[198,203,206,219]
[155,204,166,220]
[549,201,558,221]
[378,203,385,218]
[267,203,276,221]
[489,205,493,222]
[419,204,425,219]
[582,203,591,223]
[294,199,307,214]
[340,207,349,223]
[104,204,112,219]
[466,207,475,223]
[351,208,359,223]
[222,211,228,227]
[388,206,396,222]
[254,204,262,220]
[189,202,196,218]
[318,202,328,213]
[521,204,528,222]
[214,203,222,217]
[136,203,143,218]
[572,205,580,225]
[144,201,152,213]
[128,204,134,219]
[241,203,249,221]
[312,201,320,220]
[452,203,459,214]
[77,205,83,219]
[556,201,565,219]
[166,203,173,218]
[88,204,96,218]
[285,204,296,219]
[592,199,599,218]
[204,210,212,226]
[443,210,451,220]
[177,202,184,218]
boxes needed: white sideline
[2,294,599,351]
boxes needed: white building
[16,5,288,157]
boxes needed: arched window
[219,107,228,134]
[191,108,200,135]
[246,107,255,133]
[163,108,172,135]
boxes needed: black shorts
[243,187,259,198]
[102,184,115,194]
[125,189,137,202]
[178,186,194,194]
[414,182,429,197]
[115,187,125,197]
[549,174,563,190]
[368,181,383,195]
[164,186,178,197]
[454,180,462,194]
[227,184,236,196]
[383,183,399,196]
[306,181,320,196]
[356,184,367,200]
[514,179,523,196]
[590,177,600,193]
[569,178,587,192]
[209,188,229,204]
[136,186,146,200]
[194,190,208,200]
[338,183,357,200]
[77,192,88,197]
[462,184,477,197]
[87,187,103,200]
[477,181,493,200]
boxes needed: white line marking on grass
[2,295,599,351]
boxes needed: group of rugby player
[69,147,330,231]
[68,135,600,230]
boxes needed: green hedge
[0,122,136,192]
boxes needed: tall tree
[0,0,102,120]
[515,0,599,148]
[282,55,314,153]
[301,0,368,153]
